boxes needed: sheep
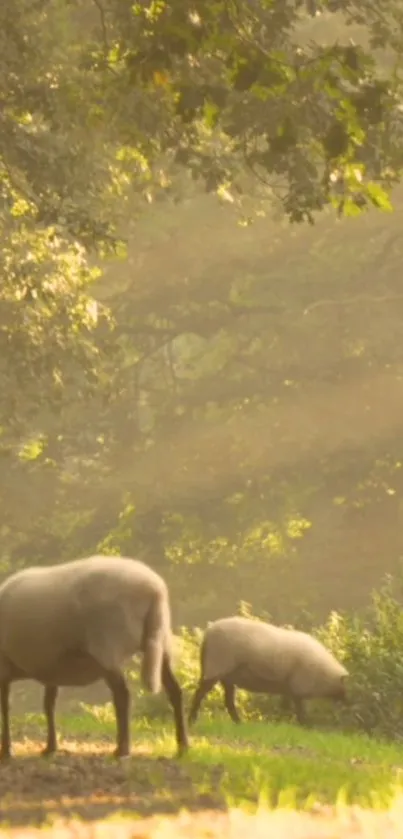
[188,616,348,726]
[0,554,189,759]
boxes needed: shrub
[315,574,403,738]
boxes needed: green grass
[10,708,403,815]
[190,719,403,809]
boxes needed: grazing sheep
[188,616,348,726]
[0,554,189,759]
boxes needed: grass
[189,720,403,809]
[4,709,403,809]
[2,707,403,835]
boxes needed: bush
[315,574,403,738]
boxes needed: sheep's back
[202,617,298,683]
[201,618,347,697]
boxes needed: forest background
[3,0,403,638]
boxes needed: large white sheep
[0,554,189,759]
[188,616,348,726]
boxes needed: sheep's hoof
[176,743,189,759]
[113,747,130,759]
[0,750,10,761]
[41,747,56,757]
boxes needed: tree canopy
[3,0,403,233]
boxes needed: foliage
[0,0,125,246]
[86,0,403,222]
[315,574,403,738]
[0,0,122,565]
[0,209,115,569]
[3,0,403,234]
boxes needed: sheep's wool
[0,555,171,692]
[202,616,348,699]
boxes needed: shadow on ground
[0,743,226,826]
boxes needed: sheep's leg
[42,686,58,755]
[280,694,292,716]
[161,653,189,756]
[104,669,131,757]
[0,682,11,759]
[280,691,307,725]
[294,697,307,725]
[222,681,241,724]
[188,678,216,725]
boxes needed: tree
[0,0,122,569]
[82,0,403,222]
[2,0,403,236]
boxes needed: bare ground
[0,739,226,827]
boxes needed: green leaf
[366,183,394,212]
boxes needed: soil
[0,739,226,827]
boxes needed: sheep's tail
[140,592,169,694]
